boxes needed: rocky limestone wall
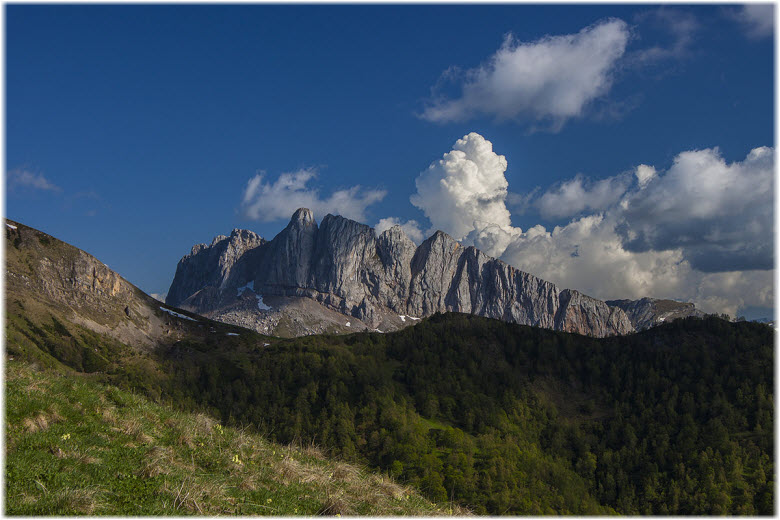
[167,209,635,337]
[167,229,265,307]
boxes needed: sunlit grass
[6,360,468,515]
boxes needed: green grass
[5,360,465,516]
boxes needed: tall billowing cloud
[421,19,629,128]
[417,132,773,316]
[240,168,386,223]
[410,133,511,239]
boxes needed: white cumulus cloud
[634,164,657,188]
[495,213,772,316]
[617,146,774,272]
[416,133,773,317]
[375,217,425,244]
[410,132,512,240]
[535,173,632,219]
[240,168,386,223]
[421,19,630,129]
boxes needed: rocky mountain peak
[290,207,316,228]
[167,210,636,337]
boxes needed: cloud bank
[617,146,774,272]
[421,19,630,129]
[240,168,386,223]
[410,132,774,316]
[536,173,632,220]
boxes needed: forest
[8,306,774,515]
[153,314,774,514]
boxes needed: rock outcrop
[606,297,705,330]
[167,209,635,337]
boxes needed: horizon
[6,4,775,321]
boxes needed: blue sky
[6,4,775,319]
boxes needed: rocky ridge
[606,297,706,330]
[5,219,240,348]
[167,209,635,337]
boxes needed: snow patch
[399,315,405,322]
[399,315,420,322]
[6,223,17,230]
[345,321,351,327]
[237,282,272,311]
[256,295,271,311]
[237,281,255,296]
[226,332,239,336]
[374,329,384,333]
[159,306,198,321]
[263,342,270,346]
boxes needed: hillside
[4,219,459,515]
[6,360,456,515]
[5,218,774,515]
[154,313,774,515]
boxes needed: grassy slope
[5,359,462,516]
[4,219,463,515]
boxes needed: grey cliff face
[166,229,265,307]
[167,209,635,337]
[606,297,704,330]
[257,208,317,291]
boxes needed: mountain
[606,297,707,330]
[4,218,245,352]
[4,218,457,516]
[167,208,634,337]
[5,218,773,515]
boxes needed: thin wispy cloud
[7,169,61,192]
[727,4,774,39]
[240,168,386,223]
[629,7,699,64]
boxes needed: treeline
[151,314,773,515]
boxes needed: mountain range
[167,208,703,337]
